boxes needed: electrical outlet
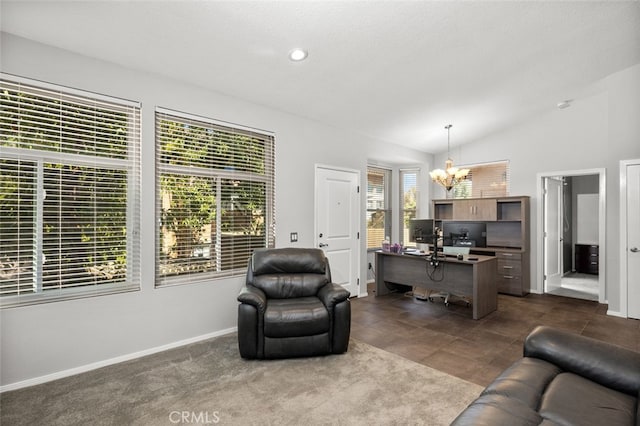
[290,232,298,243]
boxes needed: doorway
[537,169,606,303]
[314,165,361,298]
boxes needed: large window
[366,166,391,249]
[0,75,141,307]
[400,169,419,244]
[155,108,275,286]
[453,161,510,198]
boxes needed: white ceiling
[2,1,639,154]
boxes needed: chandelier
[429,124,470,191]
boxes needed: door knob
[319,243,329,248]
[631,247,639,253]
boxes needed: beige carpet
[1,334,482,425]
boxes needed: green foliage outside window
[0,83,136,297]
[156,114,273,281]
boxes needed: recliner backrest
[247,248,331,299]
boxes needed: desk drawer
[495,250,527,296]
[496,251,522,261]
[497,274,522,295]
[497,259,522,276]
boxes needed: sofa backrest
[524,325,640,396]
[247,248,331,298]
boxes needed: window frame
[399,168,419,245]
[366,166,392,250]
[155,107,275,287]
[0,74,141,308]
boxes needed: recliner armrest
[524,325,640,396]
[317,282,350,309]
[237,285,267,314]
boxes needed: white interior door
[544,177,563,292]
[626,163,640,319]
[315,166,360,297]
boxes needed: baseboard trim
[606,309,626,318]
[0,327,237,393]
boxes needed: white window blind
[155,108,275,286]
[366,166,391,249]
[400,169,419,244]
[0,75,141,307]
[453,161,510,198]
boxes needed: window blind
[155,108,275,286]
[366,166,391,249]
[0,75,141,307]
[400,169,418,244]
[453,161,510,198]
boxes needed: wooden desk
[375,251,497,319]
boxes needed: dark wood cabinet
[575,244,599,274]
[432,196,530,296]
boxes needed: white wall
[432,63,640,314]
[3,31,637,389]
[0,33,431,388]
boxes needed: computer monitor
[408,219,436,244]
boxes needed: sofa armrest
[524,325,640,396]
[237,285,267,314]
[317,282,350,309]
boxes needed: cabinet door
[475,199,497,220]
[453,199,497,220]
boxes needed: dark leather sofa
[452,326,640,425]
[237,248,351,359]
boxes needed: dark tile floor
[350,283,640,387]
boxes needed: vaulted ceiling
[2,1,639,153]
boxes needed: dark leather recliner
[237,247,351,359]
[452,325,640,425]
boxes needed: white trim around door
[619,158,640,319]
[314,164,362,298]
[536,168,606,304]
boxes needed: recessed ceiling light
[557,100,571,109]
[289,48,308,62]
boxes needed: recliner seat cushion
[264,297,329,338]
